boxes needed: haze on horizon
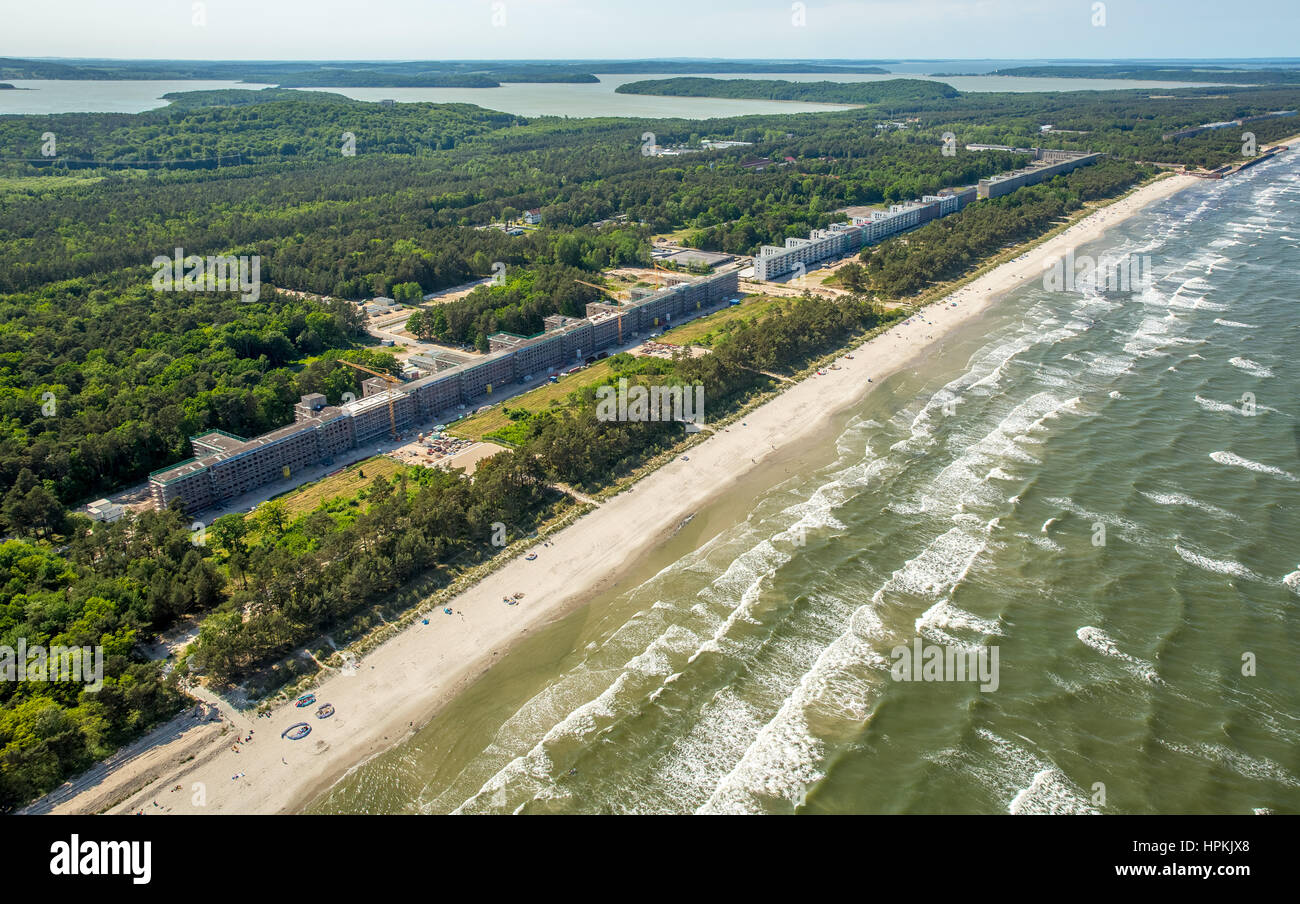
[3,0,1299,63]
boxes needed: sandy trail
[34,174,1198,815]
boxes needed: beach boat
[295,694,316,708]
[525,553,538,561]
[281,722,312,741]
[316,704,335,719]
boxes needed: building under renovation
[149,268,740,513]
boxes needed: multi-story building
[751,150,1098,281]
[752,190,973,280]
[977,151,1102,199]
[149,269,740,513]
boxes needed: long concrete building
[976,150,1102,200]
[150,268,740,513]
[753,188,974,280]
[754,149,1100,281]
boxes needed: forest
[0,57,893,81]
[981,65,1300,85]
[0,57,599,86]
[615,77,960,104]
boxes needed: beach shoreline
[31,171,1201,816]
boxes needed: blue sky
[4,0,1298,61]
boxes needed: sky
[3,0,1298,62]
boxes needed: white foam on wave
[1284,569,1300,595]
[1229,356,1274,378]
[871,526,988,601]
[1076,626,1161,684]
[1021,532,1063,552]
[1168,294,1229,312]
[1085,353,1134,377]
[1194,395,1276,416]
[1213,318,1257,329]
[1210,451,1297,482]
[973,729,1101,815]
[915,598,1004,644]
[1158,739,1300,790]
[1174,544,1267,582]
[452,618,702,813]
[1010,768,1102,816]
[691,545,789,661]
[1139,490,1243,522]
[894,334,1052,454]
[909,392,1080,515]
[1123,314,1178,358]
[1045,496,1148,540]
[772,481,849,551]
[702,512,998,814]
[696,605,891,814]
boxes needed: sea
[0,72,1239,118]
[307,149,1300,815]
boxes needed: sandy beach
[33,173,1199,816]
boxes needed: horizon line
[6,56,1300,64]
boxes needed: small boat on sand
[295,694,316,708]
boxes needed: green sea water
[310,155,1300,815]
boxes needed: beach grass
[658,294,792,346]
[447,359,620,440]
[267,456,405,518]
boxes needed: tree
[209,513,249,557]
[392,281,423,304]
[838,262,867,293]
[3,470,66,538]
[253,501,288,543]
